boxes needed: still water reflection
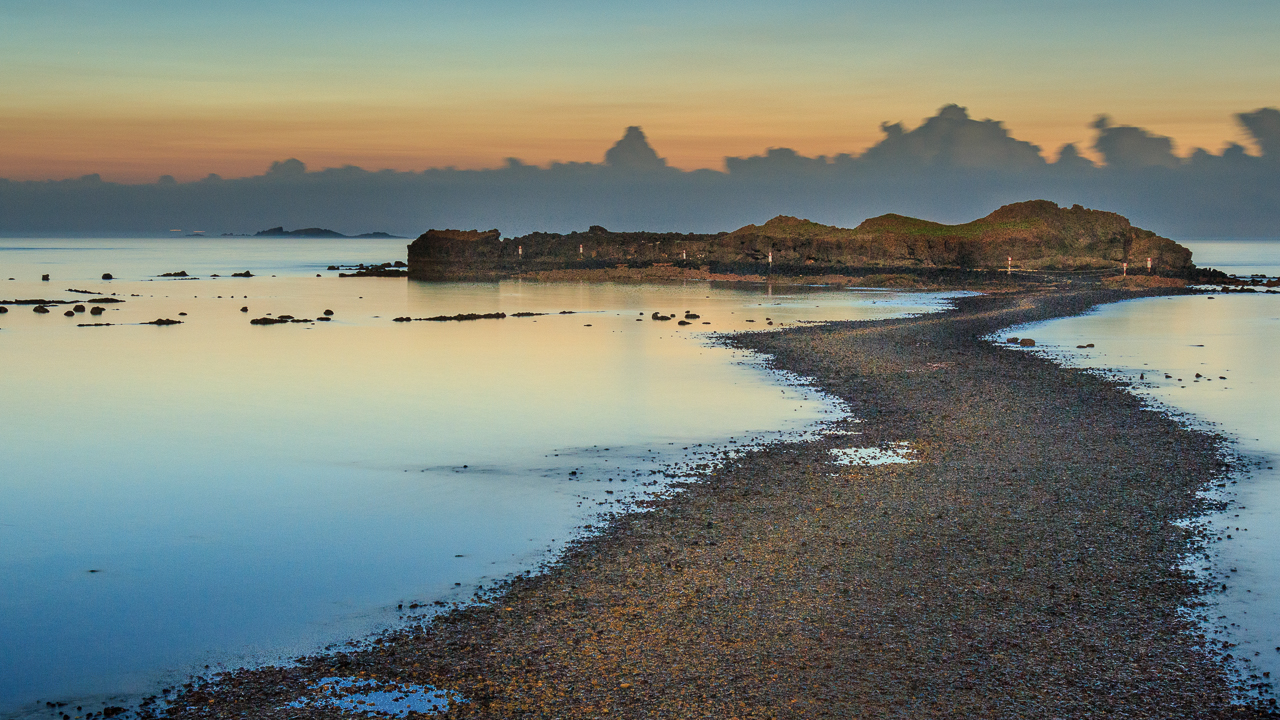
[0,239,963,715]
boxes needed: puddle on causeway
[286,676,464,717]
[829,442,915,466]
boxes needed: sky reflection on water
[0,237,962,716]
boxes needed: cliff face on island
[407,200,1193,281]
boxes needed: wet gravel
[147,288,1273,719]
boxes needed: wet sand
[151,288,1269,719]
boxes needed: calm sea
[0,237,964,717]
[998,238,1280,698]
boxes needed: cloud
[1090,115,1180,169]
[2,106,1279,237]
[603,127,669,171]
[856,105,1046,171]
[1238,107,1280,159]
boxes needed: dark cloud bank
[3,106,1279,238]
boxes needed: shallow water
[994,267,1280,699]
[0,237,963,716]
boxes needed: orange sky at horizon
[0,102,1266,184]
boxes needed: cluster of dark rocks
[335,261,408,277]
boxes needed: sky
[2,0,1279,182]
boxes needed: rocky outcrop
[406,201,1195,280]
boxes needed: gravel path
[152,288,1271,719]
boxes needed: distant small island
[254,226,404,239]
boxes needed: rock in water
[101,273,113,280]
[1019,338,1036,347]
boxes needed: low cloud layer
[2,106,1278,238]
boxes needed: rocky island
[255,226,403,239]
[407,200,1195,283]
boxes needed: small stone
[102,273,113,280]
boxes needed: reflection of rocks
[142,318,182,325]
